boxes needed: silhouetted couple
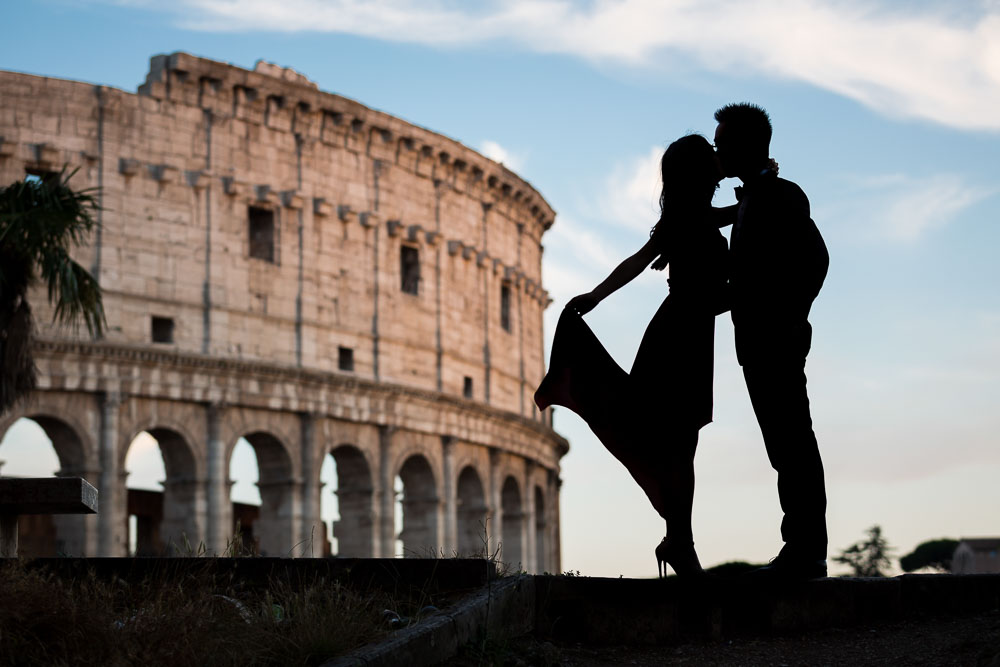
[535,103,829,580]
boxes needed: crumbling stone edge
[323,575,535,667]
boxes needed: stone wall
[0,53,566,570]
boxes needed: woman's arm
[566,236,662,315]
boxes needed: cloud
[831,173,994,242]
[478,139,523,171]
[117,0,1000,131]
[602,145,664,234]
[881,174,995,241]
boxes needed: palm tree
[0,168,105,413]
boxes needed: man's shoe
[746,555,827,581]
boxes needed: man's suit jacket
[725,173,829,365]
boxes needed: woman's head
[658,134,722,215]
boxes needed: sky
[1,0,999,576]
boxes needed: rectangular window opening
[401,245,420,295]
[25,168,58,184]
[463,376,474,399]
[248,206,275,262]
[338,346,354,372]
[500,283,512,332]
[151,316,174,344]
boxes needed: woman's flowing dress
[534,214,728,517]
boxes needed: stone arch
[534,484,546,573]
[456,465,488,557]
[239,430,296,556]
[121,413,203,472]
[122,426,202,554]
[0,393,96,473]
[396,453,439,557]
[0,412,94,555]
[326,444,374,557]
[501,475,523,567]
[0,413,89,476]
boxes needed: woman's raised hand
[566,292,601,316]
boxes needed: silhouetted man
[714,103,829,579]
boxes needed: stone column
[256,477,302,557]
[96,391,121,556]
[377,425,396,557]
[161,475,207,554]
[333,486,375,557]
[524,459,537,574]
[204,403,228,554]
[488,447,501,557]
[299,413,321,556]
[550,470,562,573]
[441,435,456,554]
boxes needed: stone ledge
[0,477,98,515]
[23,557,496,594]
[326,574,535,667]
[533,573,1000,645]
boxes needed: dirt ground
[450,609,1000,666]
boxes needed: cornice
[33,338,569,459]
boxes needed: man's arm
[713,204,739,228]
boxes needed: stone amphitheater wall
[0,53,565,569]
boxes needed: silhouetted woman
[534,134,728,577]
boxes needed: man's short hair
[714,103,772,149]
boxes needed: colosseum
[0,52,567,570]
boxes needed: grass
[0,559,424,666]
[1,520,517,665]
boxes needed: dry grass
[0,560,408,666]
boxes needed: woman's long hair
[651,134,719,239]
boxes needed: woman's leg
[655,427,704,576]
[663,428,699,543]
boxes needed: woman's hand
[566,291,601,316]
[650,254,668,271]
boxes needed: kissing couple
[535,103,830,580]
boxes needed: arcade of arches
[0,347,565,572]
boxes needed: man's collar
[735,169,776,201]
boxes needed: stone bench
[0,477,98,557]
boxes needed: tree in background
[900,538,959,573]
[834,525,894,577]
[0,169,105,413]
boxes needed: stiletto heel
[654,537,705,578]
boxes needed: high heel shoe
[655,538,705,578]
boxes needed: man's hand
[566,292,601,315]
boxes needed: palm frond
[0,167,105,336]
[0,299,37,413]
[0,168,105,413]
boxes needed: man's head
[713,103,772,180]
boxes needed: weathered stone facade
[0,53,566,571]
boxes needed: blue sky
[2,0,999,576]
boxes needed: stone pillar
[551,470,562,573]
[398,496,439,557]
[161,475,207,554]
[332,486,375,557]
[299,413,321,556]
[488,447,501,557]
[204,403,229,554]
[441,435,456,555]
[256,477,302,557]
[377,425,395,558]
[96,391,121,556]
[524,459,537,574]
